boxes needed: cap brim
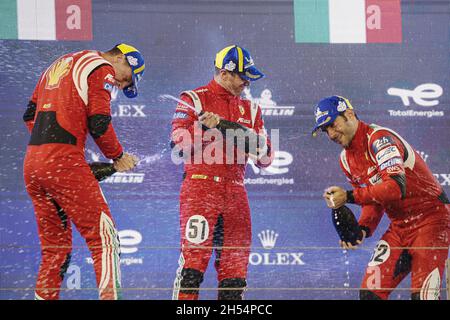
[123,73,138,98]
[311,115,337,136]
[240,66,264,82]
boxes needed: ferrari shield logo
[239,105,245,115]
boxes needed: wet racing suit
[23,50,123,300]
[339,121,449,300]
[171,79,273,300]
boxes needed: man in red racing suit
[315,96,449,300]
[171,45,273,300]
[23,44,144,299]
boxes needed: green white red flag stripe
[0,0,92,41]
[294,0,402,43]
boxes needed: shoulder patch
[375,145,401,165]
[104,73,115,83]
[379,158,403,171]
[194,88,209,93]
[103,73,116,93]
[173,112,188,119]
[371,135,395,154]
[103,82,114,92]
[175,103,189,112]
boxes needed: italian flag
[294,0,402,43]
[0,0,92,40]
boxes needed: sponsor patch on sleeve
[371,136,395,154]
[175,103,190,112]
[104,73,115,83]
[103,73,116,93]
[104,82,114,92]
[379,157,403,171]
[375,146,402,165]
[369,173,382,185]
[173,112,188,119]
[386,165,404,175]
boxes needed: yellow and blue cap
[312,96,354,136]
[116,43,145,98]
[214,45,264,81]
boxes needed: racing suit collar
[347,121,368,151]
[208,79,237,99]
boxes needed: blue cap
[214,45,264,81]
[116,43,145,98]
[312,96,353,135]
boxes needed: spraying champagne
[160,94,268,156]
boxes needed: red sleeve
[171,94,199,150]
[170,93,215,159]
[252,105,273,168]
[87,65,123,159]
[339,155,384,237]
[358,205,384,237]
[352,130,406,205]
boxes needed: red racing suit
[23,50,123,300]
[171,79,273,300]
[339,121,449,299]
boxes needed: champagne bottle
[89,162,116,181]
[331,205,363,245]
[215,119,267,156]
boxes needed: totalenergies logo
[45,57,73,89]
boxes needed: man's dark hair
[339,111,359,121]
[321,111,359,132]
[105,46,122,56]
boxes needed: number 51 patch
[185,215,209,245]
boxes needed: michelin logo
[380,158,402,171]
[243,88,295,116]
[103,172,145,184]
[86,148,145,184]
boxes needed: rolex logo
[258,230,278,249]
[416,150,429,162]
[250,230,305,266]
